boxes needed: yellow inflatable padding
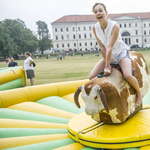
[8,102,76,119]
[0,88,30,108]
[0,119,67,129]
[140,145,150,150]
[0,68,26,86]
[68,108,150,149]
[0,134,69,149]
[56,79,88,97]
[0,98,2,108]
[62,93,85,108]
[0,79,88,108]
[27,84,60,101]
[53,143,85,150]
[68,112,98,142]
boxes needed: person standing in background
[24,52,35,86]
[8,58,18,67]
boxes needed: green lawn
[1,50,150,86]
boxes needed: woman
[89,3,142,106]
[24,52,35,86]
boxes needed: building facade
[51,12,150,51]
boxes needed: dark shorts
[26,70,35,79]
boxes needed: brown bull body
[74,51,150,123]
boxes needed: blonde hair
[92,3,107,12]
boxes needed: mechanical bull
[74,51,150,123]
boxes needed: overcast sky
[0,0,150,37]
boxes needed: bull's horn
[74,86,82,108]
[99,88,109,113]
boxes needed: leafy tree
[36,21,52,54]
[0,25,17,57]
[0,19,38,57]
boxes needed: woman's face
[93,4,108,22]
[25,53,28,58]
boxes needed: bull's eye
[94,96,98,100]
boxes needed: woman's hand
[104,67,111,76]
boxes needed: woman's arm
[29,60,33,66]
[93,26,106,63]
[104,24,119,76]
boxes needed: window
[62,44,64,47]
[85,42,87,46]
[84,27,86,30]
[56,35,58,40]
[90,34,92,38]
[85,48,87,51]
[55,28,57,32]
[67,35,69,39]
[135,23,137,27]
[79,43,82,46]
[61,28,63,32]
[73,35,75,39]
[89,26,91,30]
[125,38,127,44]
[61,35,64,40]
[144,31,146,35]
[78,27,80,31]
[136,39,138,43]
[129,23,131,27]
[67,43,70,47]
[145,39,147,42]
[74,43,76,47]
[84,34,86,38]
[121,31,130,36]
[129,38,131,45]
[124,23,126,27]
[72,27,75,31]
[149,30,150,35]
[96,42,98,45]
[79,34,81,39]
[144,24,146,27]
[136,30,138,35]
[90,42,92,46]
[149,23,150,27]
[120,24,122,28]
[57,44,59,48]
[66,27,68,31]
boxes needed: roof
[52,12,150,24]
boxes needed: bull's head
[74,85,109,115]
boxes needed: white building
[51,12,150,51]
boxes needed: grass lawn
[1,50,150,86]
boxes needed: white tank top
[95,20,130,60]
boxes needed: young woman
[89,3,142,106]
[24,52,35,86]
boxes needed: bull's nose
[85,109,94,115]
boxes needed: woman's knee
[89,74,94,80]
[123,73,132,81]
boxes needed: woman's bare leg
[119,58,142,106]
[30,79,34,86]
[89,59,105,80]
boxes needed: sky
[0,0,150,38]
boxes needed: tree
[0,19,38,57]
[0,25,17,57]
[36,21,52,54]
